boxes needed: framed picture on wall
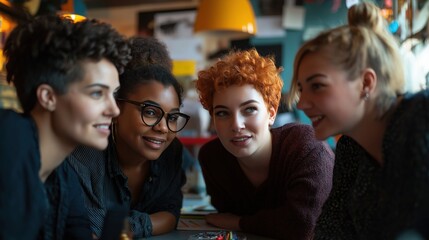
[138,8,195,37]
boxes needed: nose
[152,116,169,133]
[231,112,245,132]
[107,96,120,117]
[296,92,311,111]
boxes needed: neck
[346,102,397,165]
[32,110,75,182]
[115,140,148,171]
[237,132,272,171]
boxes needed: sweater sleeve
[239,131,334,240]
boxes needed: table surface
[145,230,276,240]
[142,196,275,240]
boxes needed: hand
[205,213,241,231]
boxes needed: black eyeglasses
[116,98,190,133]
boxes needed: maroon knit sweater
[198,123,334,240]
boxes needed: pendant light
[194,0,257,38]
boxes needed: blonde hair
[288,1,404,118]
[196,49,283,115]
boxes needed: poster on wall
[154,10,195,39]
[138,8,195,37]
[138,8,203,63]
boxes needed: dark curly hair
[117,65,183,106]
[116,36,183,105]
[126,36,172,71]
[4,14,131,114]
[196,49,283,115]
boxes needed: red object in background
[178,136,217,146]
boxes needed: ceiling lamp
[194,0,257,38]
[61,13,86,23]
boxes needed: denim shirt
[43,161,92,240]
[0,109,47,239]
[67,137,186,238]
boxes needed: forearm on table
[149,211,178,235]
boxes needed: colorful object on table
[188,231,247,240]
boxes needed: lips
[143,136,165,145]
[94,123,111,136]
[309,115,325,128]
[94,124,110,129]
[229,135,252,147]
[231,136,252,142]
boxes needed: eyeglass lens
[141,105,188,132]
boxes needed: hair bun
[348,1,386,33]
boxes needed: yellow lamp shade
[194,0,257,38]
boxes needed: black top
[315,90,429,239]
[67,137,186,238]
[0,109,47,239]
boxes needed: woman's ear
[362,68,377,95]
[36,84,57,112]
[268,106,277,126]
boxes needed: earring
[363,91,370,101]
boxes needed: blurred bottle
[119,218,133,240]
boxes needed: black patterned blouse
[315,90,429,239]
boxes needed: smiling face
[212,84,276,160]
[114,81,179,162]
[296,50,365,140]
[51,58,120,150]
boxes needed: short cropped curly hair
[196,49,283,115]
[4,14,131,114]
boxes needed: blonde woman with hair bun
[288,1,429,239]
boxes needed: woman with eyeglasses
[66,37,189,238]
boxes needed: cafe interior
[0,0,428,239]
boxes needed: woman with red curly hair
[195,49,334,239]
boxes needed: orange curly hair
[196,49,283,115]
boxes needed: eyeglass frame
[116,98,190,133]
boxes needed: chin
[314,131,331,141]
[86,140,109,150]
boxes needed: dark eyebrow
[214,100,260,110]
[84,83,110,89]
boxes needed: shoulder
[0,109,33,135]
[66,144,107,176]
[199,138,231,166]
[398,90,429,121]
[0,109,39,169]
[157,138,184,167]
[160,138,183,159]
[272,123,331,154]
[386,91,429,145]
[272,122,315,142]
[199,138,227,159]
